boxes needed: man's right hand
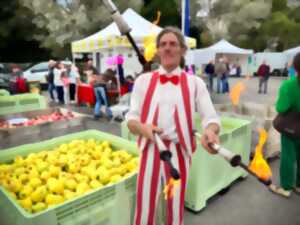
[140,123,163,141]
[127,120,163,141]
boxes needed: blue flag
[184,0,190,36]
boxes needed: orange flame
[152,11,161,25]
[249,129,272,181]
[163,178,180,200]
[229,82,246,106]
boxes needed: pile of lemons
[0,139,139,214]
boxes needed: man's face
[157,33,185,70]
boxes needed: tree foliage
[194,0,300,51]
[140,0,180,27]
[248,0,300,51]
[196,0,272,43]
[18,0,142,57]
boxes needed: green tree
[249,0,300,51]
[196,0,272,42]
[140,0,180,27]
[0,0,50,62]
[18,0,143,57]
[272,0,288,12]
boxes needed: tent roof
[283,45,300,55]
[72,8,196,52]
[84,8,162,41]
[197,39,253,55]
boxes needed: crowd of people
[46,59,135,120]
[47,60,80,104]
[204,57,241,93]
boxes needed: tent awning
[71,8,196,53]
[283,45,300,55]
[195,39,253,55]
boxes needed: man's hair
[156,26,187,50]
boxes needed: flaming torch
[101,0,148,69]
[249,129,272,182]
[193,131,273,187]
[154,133,181,199]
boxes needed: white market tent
[71,8,196,75]
[186,39,254,76]
[283,45,300,62]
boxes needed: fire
[229,82,246,106]
[249,129,272,181]
[152,11,161,25]
[163,178,180,200]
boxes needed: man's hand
[127,120,163,141]
[140,123,163,141]
[200,123,220,154]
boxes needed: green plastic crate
[121,115,252,212]
[0,130,165,225]
[0,89,9,96]
[0,94,47,116]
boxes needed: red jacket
[257,64,270,77]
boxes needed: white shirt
[69,69,80,84]
[53,68,63,86]
[126,66,220,141]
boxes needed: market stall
[71,8,196,76]
[0,93,47,116]
[0,108,86,149]
[77,84,119,106]
[188,39,254,76]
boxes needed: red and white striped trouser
[134,141,191,225]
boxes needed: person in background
[215,57,227,94]
[53,62,65,104]
[68,64,81,103]
[287,60,296,79]
[274,52,300,197]
[257,60,270,94]
[223,57,230,93]
[47,60,56,102]
[120,75,135,96]
[83,59,99,82]
[62,66,70,105]
[125,75,134,93]
[205,60,215,92]
[93,72,112,120]
[235,63,241,77]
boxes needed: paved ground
[2,76,300,225]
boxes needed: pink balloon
[106,57,114,66]
[116,55,124,65]
[188,65,194,75]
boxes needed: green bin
[121,115,252,212]
[0,93,47,116]
[0,89,9,96]
[0,130,165,225]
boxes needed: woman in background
[274,52,300,197]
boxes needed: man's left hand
[200,123,220,154]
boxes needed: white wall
[252,52,287,73]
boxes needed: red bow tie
[159,75,180,85]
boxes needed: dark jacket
[205,63,215,75]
